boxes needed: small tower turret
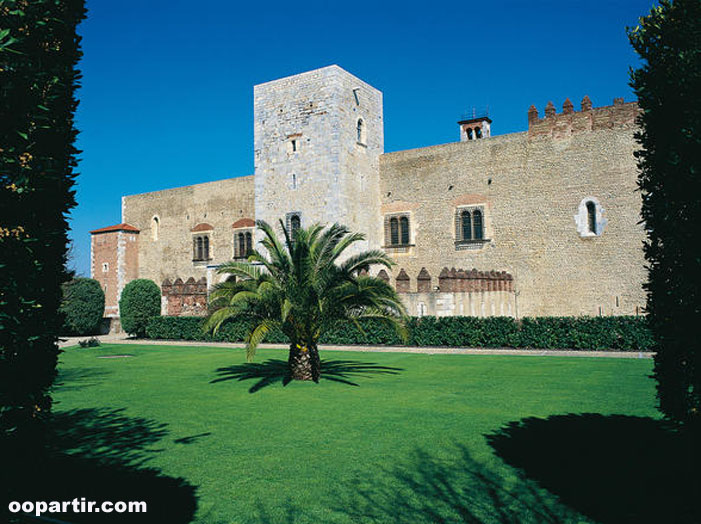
[458,109,491,141]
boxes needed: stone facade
[122,175,254,288]
[91,65,646,320]
[253,65,383,256]
[379,98,643,317]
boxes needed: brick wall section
[122,176,254,288]
[91,231,120,316]
[378,99,645,317]
[90,226,140,317]
[162,277,208,316]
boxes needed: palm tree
[204,219,407,382]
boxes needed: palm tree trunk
[309,343,321,382]
[288,343,313,381]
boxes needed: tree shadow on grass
[2,408,198,523]
[211,358,403,393]
[53,366,113,392]
[487,413,699,524]
[255,445,580,523]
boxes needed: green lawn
[53,344,659,523]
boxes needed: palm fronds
[203,219,407,364]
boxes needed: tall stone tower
[253,65,383,255]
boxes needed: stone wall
[388,266,516,317]
[378,98,645,317]
[104,67,647,320]
[253,65,384,256]
[122,175,255,288]
[161,277,208,316]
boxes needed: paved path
[59,334,654,359]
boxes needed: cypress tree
[0,0,86,458]
[629,0,701,428]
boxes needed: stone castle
[90,65,645,325]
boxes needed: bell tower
[458,110,491,141]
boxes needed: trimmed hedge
[119,279,161,337]
[146,315,655,351]
[60,278,105,335]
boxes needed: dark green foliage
[119,280,161,338]
[0,0,86,461]
[628,0,701,426]
[148,315,654,351]
[60,278,105,335]
[78,337,100,348]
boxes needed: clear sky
[70,0,655,276]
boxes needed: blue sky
[70,0,655,276]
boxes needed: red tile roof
[232,218,255,229]
[90,223,140,234]
[191,223,214,232]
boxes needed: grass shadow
[53,367,113,391]
[256,445,579,523]
[2,407,198,523]
[487,413,700,524]
[211,358,403,393]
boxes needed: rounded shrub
[60,278,105,335]
[119,279,161,337]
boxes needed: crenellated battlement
[161,277,208,316]
[527,96,639,139]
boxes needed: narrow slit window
[473,210,483,240]
[151,216,159,241]
[586,201,597,234]
[400,216,410,245]
[357,118,366,144]
[237,233,245,258]
[461,210,472,240]
[390,217,399,246]
[290,214,301,234]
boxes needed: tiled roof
[191,223,214,232]
[232,218,255,229]
[90,223,140,234]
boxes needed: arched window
[203,236,210,260]
[151,216,159,241]
[245,232,252,255]
[357,118,366,145]
[475,127,482,139]
[290,214,301,234]
[586,201,597,234]
[466,128,473,140]
[461,210,472,241]
[237,233,245,258]
[196,237,203,261]
[400,216,410,245]
[390,217,399,246]
[473,210,483,239]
